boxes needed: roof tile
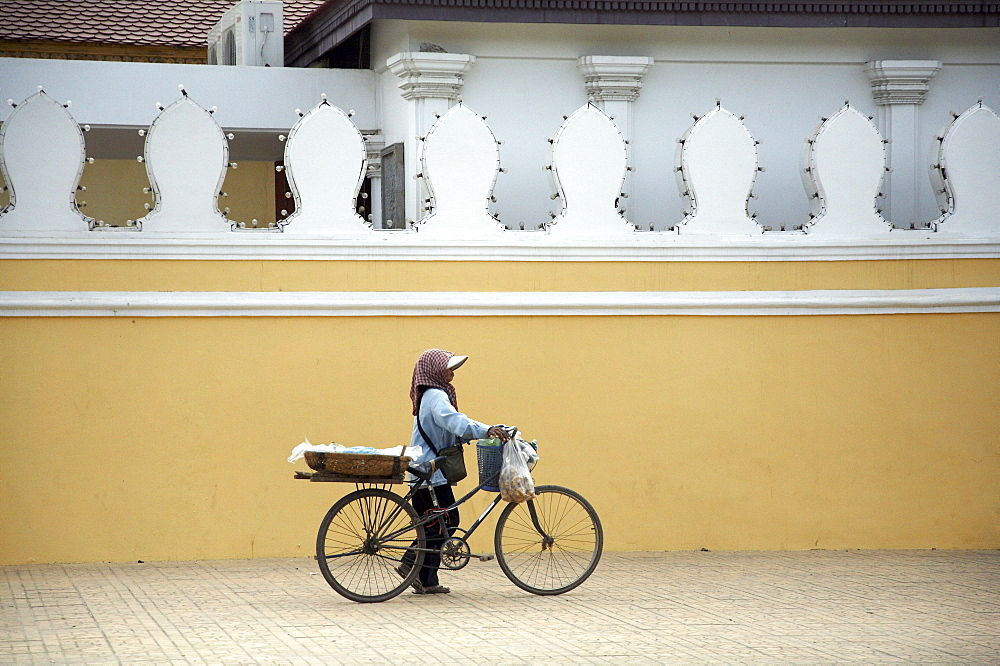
[0,0,328,48]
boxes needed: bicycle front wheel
[316,487,425,603]
[494,485,603,595]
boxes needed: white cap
[447,354,468,370]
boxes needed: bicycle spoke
[495,486,603,596]
[316,488,426,603]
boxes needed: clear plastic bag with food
[499,439,536,503]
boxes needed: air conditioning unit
[208,1,283,67]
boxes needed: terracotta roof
[0,0,329,48]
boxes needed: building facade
[1,1,998,564]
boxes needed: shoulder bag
[416,392,468,484]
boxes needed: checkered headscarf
[410,349,459,416]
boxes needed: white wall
[2,24,997,231]
[372,21,1000,230]
[372,20,412,153]
[0,58,376,160]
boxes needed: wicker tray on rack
[295,450,410,483]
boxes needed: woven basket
[304,451,410,478]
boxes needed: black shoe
[412,585,450,595]
[397,563,425,592]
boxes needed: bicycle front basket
[476,441,505,492]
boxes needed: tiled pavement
[2,550,998,663]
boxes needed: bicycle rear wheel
[316,487,426,603]
[494,485,603,595]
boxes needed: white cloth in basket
[287,438,411,463]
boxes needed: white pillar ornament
[362,132,385,228]
[865,60,942,229]
[578,56,653,218]
[387,52,475,226]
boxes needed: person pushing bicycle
[398,349,511,594]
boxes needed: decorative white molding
[865,60,942,229]
[802,105,891,236]
[387,51,476,225]
[676,105,762,235]
[2,233,999,261]
[577,56,654,104]
[931,103,1000,236]
[865,60,941,107]
[0,90,93,232]
[362,132,385,178]
[417,104,504,237]
[278,100,369,236]
[386,52,476,102]
[546,104,632,237]
[3,288,998,317]
[577,56,652,211]
[361,131,385,227]
[135,93,231,233]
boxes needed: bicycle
[299,429,603,603]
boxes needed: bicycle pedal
[475,553,495,562]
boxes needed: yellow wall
[73,160,277,228]
[3,258,1000,293]
[1,258,998,564]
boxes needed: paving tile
[1,551,998,663]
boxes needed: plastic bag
[287,438,345,463]
[499,439,537,503]
[515,436,539,471]
[288,439,406,464]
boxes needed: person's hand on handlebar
[487,425,512,442]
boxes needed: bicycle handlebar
[489,425,518,441]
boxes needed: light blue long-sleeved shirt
[409,388,490,486]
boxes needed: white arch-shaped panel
[137,94,231,233]
[280,101,369,236]
[802,105,890,236]
[0,90,92,232]
[675,106,762,235]
[547,104,632,237]
[417,104,503,238]
[931,103,1000,236]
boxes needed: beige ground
[2,550,998,663]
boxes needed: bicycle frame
[311,441,605,602]
[350,473,499,560]
[342,453,552,561]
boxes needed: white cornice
[2,288,998,317]
[386,52,476,102]
[2,233,999,261]
[865,60,942,106]
[578,55,655,103]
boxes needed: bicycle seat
[407,455,447,481]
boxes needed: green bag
[434,444,468,484]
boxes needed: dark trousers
[401,484,459,587]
